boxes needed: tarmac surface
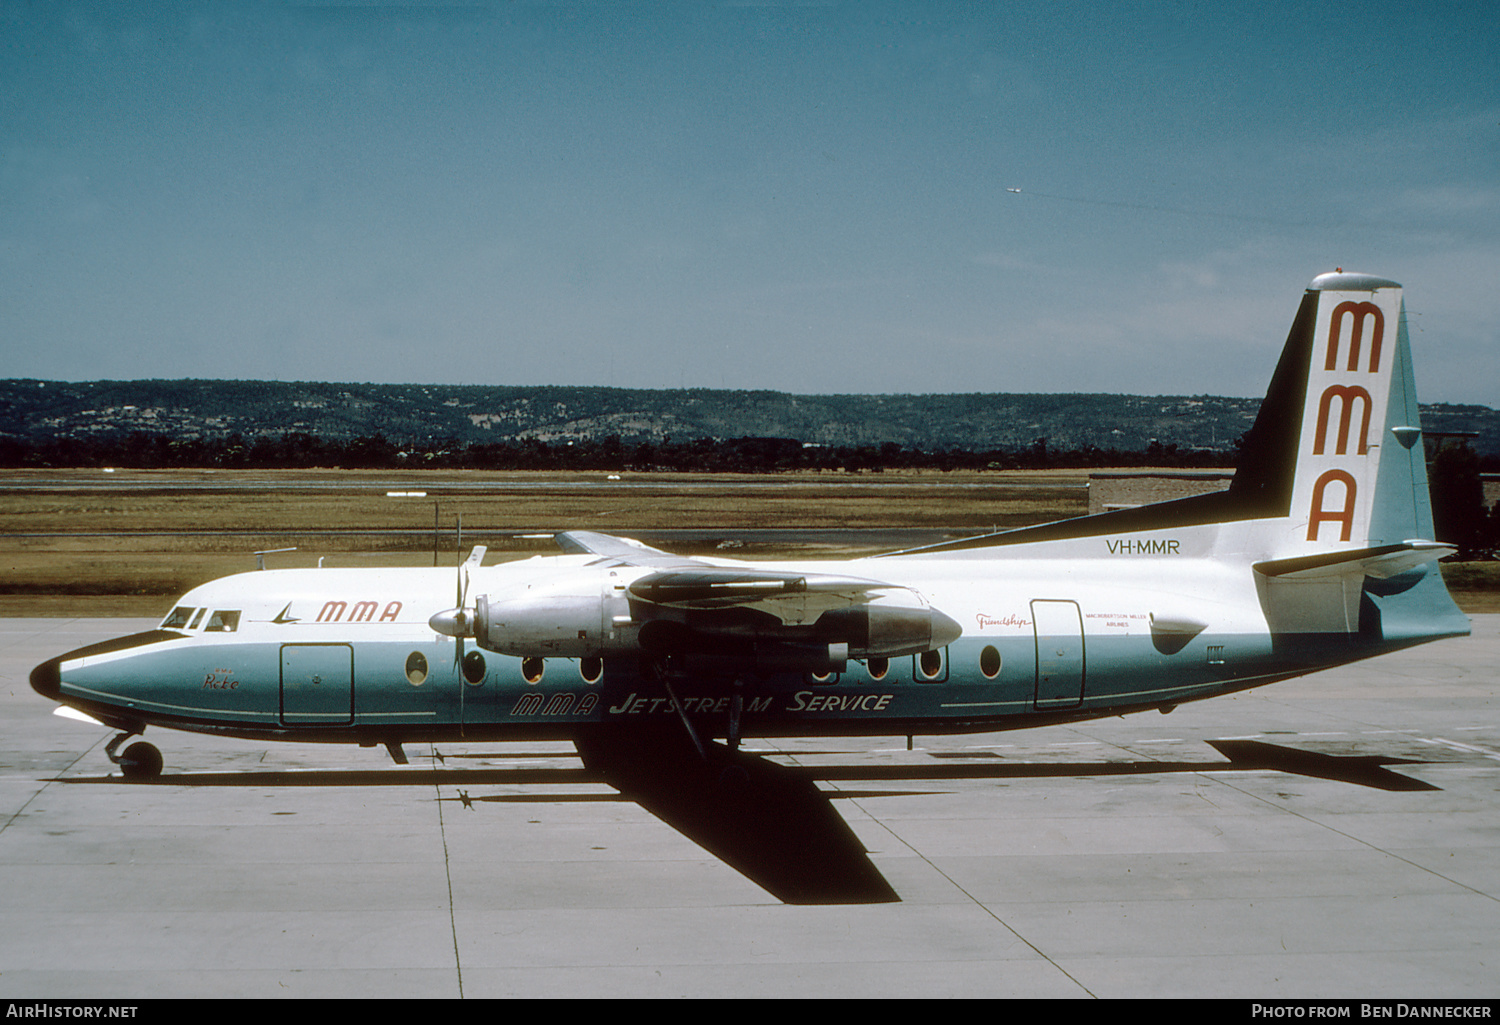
[2,616,1497,999]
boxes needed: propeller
[428,544,487,668]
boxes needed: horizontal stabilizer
[1253,541,1454,581]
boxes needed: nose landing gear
[105,731,163,780]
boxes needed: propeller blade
[453,546,486,668]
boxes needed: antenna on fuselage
[254,547,297,571]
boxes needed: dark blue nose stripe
[30,630,187,701]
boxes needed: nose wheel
[105,731,163,780]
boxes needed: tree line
[0,430,1234,473]
[5,429,1494,553]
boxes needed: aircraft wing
[554,530,696,565]
[629,569,890,627]
[556,531,899,626]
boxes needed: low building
[1090,470,1497,517]
[1088,471,1234,516]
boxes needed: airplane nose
[29,629,187,705]
[30,656,61,701]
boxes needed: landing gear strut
[105,730,163,780]
[649,657,707,761]
[646,660,751,761]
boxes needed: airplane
[31,271,1470,803]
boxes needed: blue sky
[3,1,1497,403]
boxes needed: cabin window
[579,657,603,684]
[866,656,889,681]
[522,657,544,684]
[188,608,206,630]
[162,606,196,629]
[979,645,1002,679]
[915,648,947,682]
[462,651,486,685]
[405,651,428,686]
[205,610,240,632]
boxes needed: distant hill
[2,379,1497,456]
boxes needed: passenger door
[1032,600,1085,709]
[280,644,354,726]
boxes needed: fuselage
[28,274,1475,759]
[32,532,1465,748]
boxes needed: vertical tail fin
[1235,271,1434,555]
[1244,272,1467,641]
[1294,273,1418,549]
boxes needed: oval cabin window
[980,645,1002,679]
[917,649,945,681]
[405,651,428,686]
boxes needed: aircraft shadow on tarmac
[54,738,1443,905]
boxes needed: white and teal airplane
[31,272,1471,784]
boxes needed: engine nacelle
[815,603,963,658]
[473,568,634,658]
[470,566,963,665]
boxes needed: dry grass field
[0,468,1087,616]
[2,467,1494,616]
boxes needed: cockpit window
[205,610,240,632]
[188,608,206,630]
[163,606,197,629]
